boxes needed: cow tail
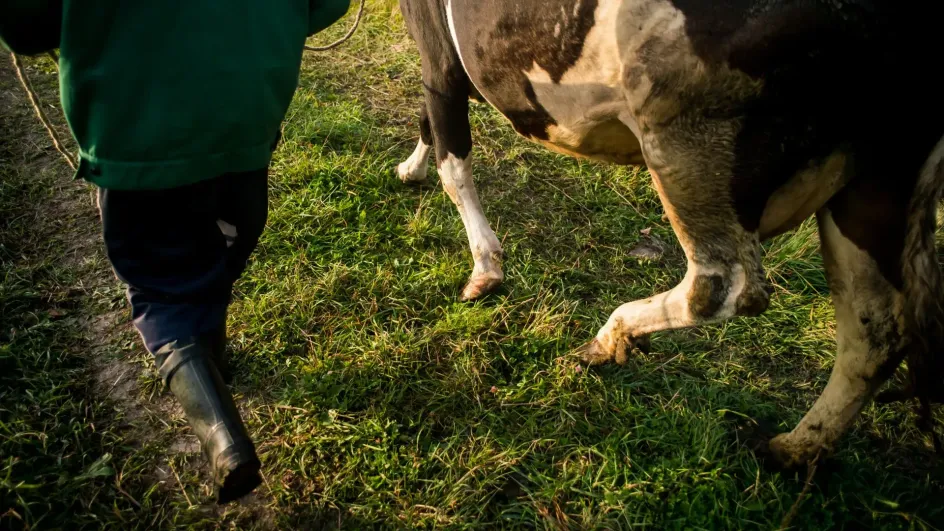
[900,136,944,452]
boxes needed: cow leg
[399,0,503,301]
[580,167,772,365]
[432,130,504,302]
[767,149,943,467]
[424,82,503,301]
[767,209,905,467]
[397,103,432,183]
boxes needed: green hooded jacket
[1,0,350,189]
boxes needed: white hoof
[397,139,432,183]
[397,160,428,183]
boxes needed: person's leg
[100,176,230,352]
[98,171,266,503]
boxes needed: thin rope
[777,450,822,531]
[304,0,366,52]
[10,52,77,171]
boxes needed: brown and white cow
[395,0,944,466]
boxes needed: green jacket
[1,0,350,190]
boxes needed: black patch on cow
[418,103,433,146]
[489,0,598,84]
[400,0,474,164]
[689,274,728,318]
[424,79,473,165]
[736,283,771,317]
[663,0,944,234]
[499,84,554,140]
[456,0,598,140]
[724,3,862,232]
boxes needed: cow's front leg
[423,75,503,301]
[397,103,432,183]
[581,261,770,365]
[580,164,772,365]
[436,153,504,301]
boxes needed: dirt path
[1,54,273,528]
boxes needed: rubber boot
[156,339,261,503]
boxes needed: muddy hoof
[397,161,428,184]
[460,274,503,301]
[767,434,820,471]
[577,335,650,367]
[577,339,617,366]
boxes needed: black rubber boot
[156,339,261,504]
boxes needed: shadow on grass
[220,94,944,527]
[231,318,943,529]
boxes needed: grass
[0,56,166,528]
[2,2,943,528]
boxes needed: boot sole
[217,458,262,504]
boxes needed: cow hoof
[577,339,617,366]
[577,334,649,367]
[767,433,821,471]
[397,160,428,184]
[460,273,503,301]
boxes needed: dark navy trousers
[98,169,268,354]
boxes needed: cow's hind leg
[768,206,909,468]
[397,103,432,183]
[770,142,944,468]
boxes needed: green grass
[2,2,943,528]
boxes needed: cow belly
[537,118,644,165]
[493,76,644,164]
[481,73,645,165]
[757,152,850,239]
[448,0,644,164]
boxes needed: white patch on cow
[617,0,692,115]
[592,262,747,354]
[397,138,432,183]
[524,0,688,100]
[437,153,504,299]
[518,0,648,163]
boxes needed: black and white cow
[395,0,944,466]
